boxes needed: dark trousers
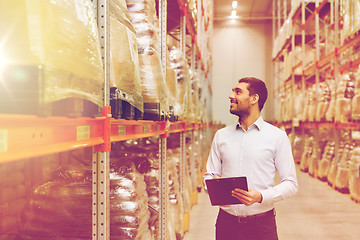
[216,208,279,240]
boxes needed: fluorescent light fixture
[231,10,237,18]
[232,1,238,9]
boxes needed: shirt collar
[236,116,264,131]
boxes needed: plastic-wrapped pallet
[110,159,152,240]
[292,46,303,75]
[292,134,305,164]
[328,131,351,187]
[169,46,191,119]
[315,82,331,121]
[110,0,143,114]
[167,151,184,239]
[349,146,360,202]
[284,86,293,122]
[318,141,335,182]
[325,78,336,121]
[300,135,314,172]
[342,0,352,40]
[142,159,177,240]
[293,86,305,121]
[302,85,315,122]
[335,74,355,122]
[166,48,178,120]
[351,66,360,120]
[308,85,317,122]
[0,0,104,116]
[334,143,353,193]
[354,0,360,34]
[21,162,93,239]
[126,0,169,120]
[143,168,159,239]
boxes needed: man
[204,77,298,240]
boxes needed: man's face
[229,82,251,117]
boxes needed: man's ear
[251,94,259,104]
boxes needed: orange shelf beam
[110,119,166,142]
[0,114,105,164]
[1,113,211,163]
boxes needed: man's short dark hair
[238,77,268,111]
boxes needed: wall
[211,20,274,126]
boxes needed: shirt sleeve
[260,131,298,204]
[203,131,222,189]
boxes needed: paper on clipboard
[205,176,248,206]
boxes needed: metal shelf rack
[0,0,214,240]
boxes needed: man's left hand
[231,188,262,206]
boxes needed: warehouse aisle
[184,166,360,240]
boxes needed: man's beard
[230,107,250,119]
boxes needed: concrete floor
[183,166,360,240]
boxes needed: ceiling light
[231,10,236,18]
[232,1,238,9]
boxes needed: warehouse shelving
[0,0,214,240]
[273,0,360,203]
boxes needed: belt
[220,208,275,223]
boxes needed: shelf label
[0,129,8,152]
[77,126,90,141]
[118,126,126,136]
[143,126,148,134]
[352,131,360,140]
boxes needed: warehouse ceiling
[214,0,274,22]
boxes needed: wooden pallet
[344,28,360,43]
[110,87,143,120]
[334,186,350,194]
[351,196,360,204]
[143,102,167,121]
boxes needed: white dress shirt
[204,116,298,217]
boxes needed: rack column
[92,1,110,239]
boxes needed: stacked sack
[342,0,360,41]
[318,141,336,182]
[111,139,158,239]
[109,0,143,118]
[169,46,191,120]
[284,86,293,122]
[335,74,355,123]
[0,161,27,235]
[306,85,317,122]
[334,142,354,193]
[351,66,360,120]
[167,151,184,240]
[166,49,178,120]
[110,158,152,240]
[143,168,160,239]
[328,131,351,188]
[300,135,315,172]
[308,130,330,178]
[325,78,336,122]
[126,0,169,120]
[293,86,305,121]
[21,162,93,239]
[0,0,104,116]
[349,145,360,202]
[315,82,331,121]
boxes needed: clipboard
[205,176,248,206]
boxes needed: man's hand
[231,188,263,206]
